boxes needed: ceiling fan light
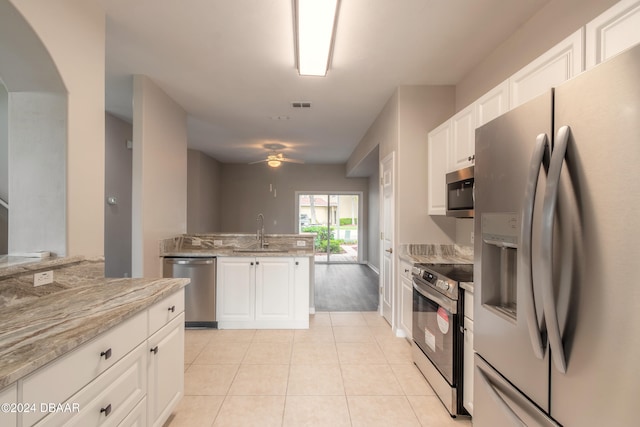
[295,0,339,76]
[268,160,282,168]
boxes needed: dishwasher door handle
[164,258,215,265]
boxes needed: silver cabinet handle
[519,133,549,360]
[385,248,393,254]
[540,125,571,374]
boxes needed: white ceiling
[102,0,550,165]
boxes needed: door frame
[294,190,364,264]
[379,152,395,326]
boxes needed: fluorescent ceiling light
[295,0,340,76]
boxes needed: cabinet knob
[100,348,112,360]
[168,305,176,313]
[100,404,112,417]
[404,269,409,273]
[256,261,260,265]
[150,346,159,355]
[468,156,472,161]
[250,262,254,266]
[295,261,299,266]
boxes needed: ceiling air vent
[291,101,312,108]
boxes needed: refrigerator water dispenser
[481,213,519,321]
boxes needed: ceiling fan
[249,152,304,168]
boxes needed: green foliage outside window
[301,225,345,253]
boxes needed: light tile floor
[165,312,472,427]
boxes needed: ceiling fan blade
[282,158,304,164]
[248,159,268,164]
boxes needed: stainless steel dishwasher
[163,257,217,328]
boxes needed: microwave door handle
[540,125,571,374]
[519,133,549,360]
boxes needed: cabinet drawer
[117,397,146,427]
[148,289,184,336]
[22,310,147,426]
[399,261,413,280]
[464,289,474,320]
[0,383,17,427]
[34,342,147,427]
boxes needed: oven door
[412,277,457,385]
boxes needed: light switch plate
[34,270,54,287]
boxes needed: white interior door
[380,153,394,325]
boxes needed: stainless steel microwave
[446,166,474,217]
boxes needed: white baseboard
[366,263,380,275]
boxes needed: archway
[0,0,68,256]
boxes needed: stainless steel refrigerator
[473,43,640,426]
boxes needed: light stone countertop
[397,244,474,265]
[160,233,316,257]
[0,258,189,388]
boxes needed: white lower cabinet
[16,288,185,427]
[147,313,184,427]
[118,397,146,427]
[0,383,17,427]
[217,256,310,329]
[35,343,147,427]
[255,257,294,321]
[398,260,413,339]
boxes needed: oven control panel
[411,264,462,300]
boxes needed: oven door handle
[413,278,457,314]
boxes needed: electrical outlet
[34,270,54,287]
[296,240,306,247]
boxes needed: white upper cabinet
[427,120,451,215]
[586,0,640,69]
[449,104,476,172]
[510,29,584,108]
[475,79,510,128]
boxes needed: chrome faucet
[256,213,266,249]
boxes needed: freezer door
[474,355,560,427]
[474,91,552,412]
[549,43,640,426]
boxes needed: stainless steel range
[411,263,472,417]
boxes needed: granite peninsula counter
[0,256,189,388]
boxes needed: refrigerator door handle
[520,133,549,360]
[477,368,528,427]
[540,125,571,374]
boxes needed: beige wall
[11,0,106,257]
[348,86,457,245]
[396,86,456,244]
[455,0,619,110]
[219,163,368,235]
[187,149,222,233]
[132,75,187,277]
